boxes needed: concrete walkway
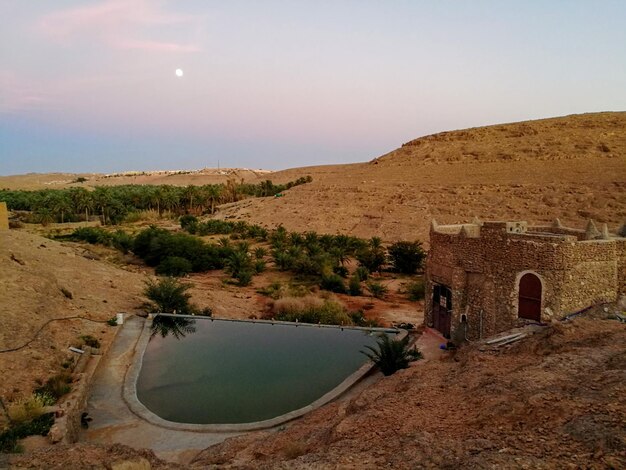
[80,316,240,464]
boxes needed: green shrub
[111,230,133,253]
[254,259,266,274]
[179,214,198,230]
[367,281,388,299]
[406,279,425,301]
[356,240,386,273]
[320,273,346,294]
[34,372,72,400]
[143,277,198,315]
[254,247,267,259]
[362,334,422,376]
[355,266,369,281]
[106,317,118,326]
[156,256,193,277]
[333,265,349,278]
[388,241,426,274]
[71,227,112,245]
[349,309,380,327]
[348,275,362,296]
[0,413,55,453]
[80,335,101,349]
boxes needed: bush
[34,372,72,400]
[362,334,422,376]
[71,227,112,245]
[356,241,386,273]
[111,230,133,254]
[333,265,349,278]
[80,335,101,348]
[406,279,425,301]
[272,296,351,325]
[254,259,266,274]
[349,309,380,327]
[320,273,346,294]
[388,241,426,274]
[254,247,267,259]
[156,256,193,277]
[367,281,388,299]
[179,214,198,230]
[0,413,55,453]
[355,266,369,281]
[7,395,48,424]
[143,277,198,315]
[348,275,362,296]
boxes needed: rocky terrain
[7,312,625,469]
[2,112,625,468]
[215,112,626,242]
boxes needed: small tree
[367,281,388,299]
[362,334,422,376]
[388,241,426,274]
[143,277,197,315]
[348,274,362,296]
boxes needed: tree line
[0,176,312,225]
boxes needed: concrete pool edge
[123,315,406,433]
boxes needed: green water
[136,317,390,424]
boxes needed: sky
[1,1,625,175]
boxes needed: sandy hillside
[0,168,271,191]
[214,112,626,242]
[0,230,147,398]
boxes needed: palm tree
[362,334,422,376]
[69,187,93,221]
[150,315,196,340]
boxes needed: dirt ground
[2,112,625,468]
[7,312,625,469]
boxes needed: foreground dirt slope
[216,112,626,242]
[190,314,626,469]
[0,230,146,398]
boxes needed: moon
[175,68,183,77]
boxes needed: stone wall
[0,202,8,230]
[425,220,625,340]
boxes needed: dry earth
[2,112,626,468]
[213,112,626,242]
[7,313,625,469]
[0,168,271,191]
[187,312,626,469]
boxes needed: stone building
[424,219,626,340]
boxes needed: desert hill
[215,112,626,242]
[0,231,147,398]
[0,168,271,191]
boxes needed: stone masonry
[0,202,8,230]
[424,219,626,340]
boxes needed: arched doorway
[518,273,542,321]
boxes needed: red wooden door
[518,273,542,321]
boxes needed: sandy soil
[2,112,625,468]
